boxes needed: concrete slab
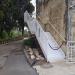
[0,54,38,75]
[0,56,7,69]
[33,61,75,75]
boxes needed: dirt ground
[0,40,22,68]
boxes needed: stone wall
[36,0,67,53]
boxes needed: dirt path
[0,40,38,75]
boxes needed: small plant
[23,37,37,48]
[23,38,33,47]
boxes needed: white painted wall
[24,11,65,63]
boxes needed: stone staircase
[24,11,65,63]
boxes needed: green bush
[11,30,22,38]
[23,38,33,47]
[0,31,9,39]
[0,29,22,40]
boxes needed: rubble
[23,46,47,66]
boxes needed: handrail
[48,42,64,50]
